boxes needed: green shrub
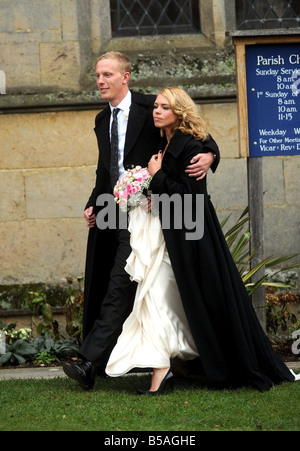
[222,207,299,296]
[0,339,36,365]
[0,331,78,367]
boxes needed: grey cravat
[110,107,120,189]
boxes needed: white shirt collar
[110,90,132,113]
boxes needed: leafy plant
[266,287,298,335]
[28,291,58,338]
[0,339,36,365]
[221,207,299,296]
[0,277,83,368]
[0,322,32,344]
[290,319,300,334]
[26,277,84,342]
[33,352,59,365]
[61,277,84,345]
[0,330,78,367]
[0,321,17,339]
[31,332,78,359]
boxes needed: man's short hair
[97,51,131,74]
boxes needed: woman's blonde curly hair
[158,87,208,141]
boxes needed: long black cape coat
[150,131,294,391]
[82,92,220,338]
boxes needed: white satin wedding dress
[106,206,198,377]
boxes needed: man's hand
[185,152,214,181]
[84,206,96,228]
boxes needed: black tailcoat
[150,131,294,391]
[83,91,159,337]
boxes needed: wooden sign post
[230,30,300,330]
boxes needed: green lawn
[0,375,299,431]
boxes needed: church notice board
[232,31,300,158]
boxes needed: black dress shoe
[63,361,96,390]
[137,369,174,396]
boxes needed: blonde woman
[106,88,295,393]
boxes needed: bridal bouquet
[114,165,152,212]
